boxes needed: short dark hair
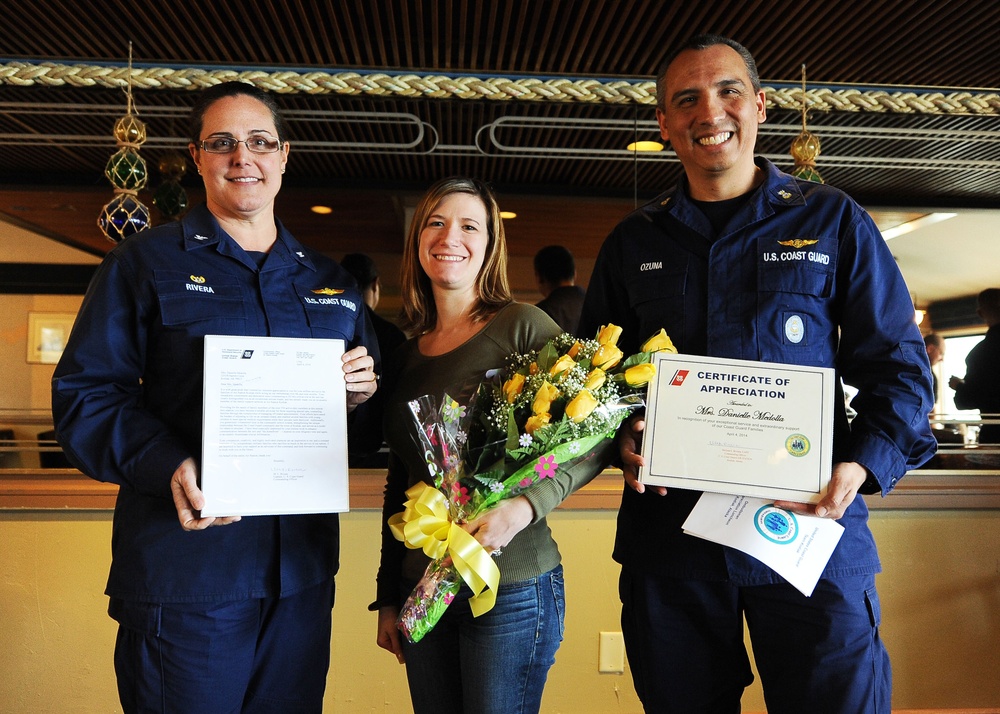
[534,245,576,284]
[978,288,1000,321]
[924,333,943,349]
[655,34,761,111]
[188,81,289,145]
[340,253,378,291]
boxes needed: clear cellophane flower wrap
[390,325,677,643]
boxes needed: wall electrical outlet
[598,631,626,673]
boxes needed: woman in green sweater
[372,177,608,713]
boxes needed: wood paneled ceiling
[1,0,999,274]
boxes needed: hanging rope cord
[2,61,999,115]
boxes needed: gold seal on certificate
[639,353,835,503]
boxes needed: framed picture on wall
[26,312,76,364]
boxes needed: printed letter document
[200,335,349,516]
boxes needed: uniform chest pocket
[758,260,834,298]
[628,268,687,308]
[296,283,359,340]
[155,270,247,326]
[628,267,689,345]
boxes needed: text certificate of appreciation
[200,335,349,517]
[639,353,835,503]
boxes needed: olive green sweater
[372,303,613,607]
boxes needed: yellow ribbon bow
[388,482,501,617]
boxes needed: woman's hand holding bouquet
[389,324,676,642]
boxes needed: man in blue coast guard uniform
[579,35,936,713]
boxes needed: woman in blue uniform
[52,82,378,714]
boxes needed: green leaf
[535,341,559,372]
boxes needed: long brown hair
[399,177,512,334]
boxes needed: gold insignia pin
[312,288,345,296]
[777,239,819,249]
[778,190,792,199]
[190,275,206,283]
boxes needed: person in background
[52,81,378,714]
[924,332,946,404]
[949,287,1000,443]
[372,177,610,714]
[340,252,408,364]
[534,244,586,335]
[341,252,407,466]
[578,34,935,714]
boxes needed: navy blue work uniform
[579,158,936,714]
[52,204,379,713]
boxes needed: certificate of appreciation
[200,335,349,517]
[639,353,835,503]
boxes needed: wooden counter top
[3,466,1000,511]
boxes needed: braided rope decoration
[3,61,999,115]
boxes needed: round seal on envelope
[754,506,798,544]
[784,314,804,343]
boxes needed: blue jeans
[400,564,565,714]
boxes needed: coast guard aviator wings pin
[312,288,345,296]
[777,239,819,249]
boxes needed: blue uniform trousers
[620,567,891,714]
[110,578,335,714]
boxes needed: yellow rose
[592,343,623,370]
[503,373,526,403]
[596,324,623,346]
[584,368,606,390]
[641,328,678,354]
[624,362,657,387]
[565,389,600,423]
[533,381,560,415]
[525,412,551,434]
[567,341,582,358]
[549,354,576,378]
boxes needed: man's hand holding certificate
[639,353,835,503]
[638,353,841,594]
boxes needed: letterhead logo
[670,369,689,386]
[242,350,254,359]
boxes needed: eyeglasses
[200,134,281,154]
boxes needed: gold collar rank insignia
[777,239,819,249]
[778,190,792,199]
[312,288,345,296]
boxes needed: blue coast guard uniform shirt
[579,158,936,585]
[52,203,379,602]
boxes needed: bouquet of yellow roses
[389,324,676,643]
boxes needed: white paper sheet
[200,335,349,516]
[682,492,844,596]
[639,353,835,503]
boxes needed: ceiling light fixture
[626,140,663,152]
[500,211,517,219]
[310,205,333,215]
